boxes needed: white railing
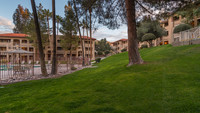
[192,26,200,40]
[174,26,200,42]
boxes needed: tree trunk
[125,0,143,66]
[148,40,152,47]
[89,8,92,62]
[51,0,57,74]
[73,0,85,66]
[86,11,89,64]
[83,26,85,58]
[31,0,47,76]
[70,45,73,68]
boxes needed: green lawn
[1,44,200,113]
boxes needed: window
[164,22,169,27]
[22,40,27,43]
[57,40,61,43]
[0,39,10,43]
[21,47,27,51]
[164,41,169,45]
[0,47,7,51]
[197,19,200,26]
[29,40,33,43]
[166,31,169,36]
[57,47,63,50]
[29,47,34,52]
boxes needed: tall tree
[30,0,47,76]
[125,0,143,65]
[60,3,78,68]
[95,38,112,56]
[85,13,90,60]
[89,8,93,63]
[56,15,62,35]
[13,5,31,33]
[43,9,52,38]
[51,0,57,74]
[73,0,85,66]
[82,19,86,58]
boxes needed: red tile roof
[110,38,128,44]
[119,39,128,41]
[0,33,28,38]
[81,36,96,40]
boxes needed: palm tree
[89,8,92,62]
[43,9,52,61]
[82,18,89,63]
[43,9,52,39]
[56,15,62,35]
[85,12,89,62]
[30,0,47,76]
[51,0,57,74]
[82,19,86,58]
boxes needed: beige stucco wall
[0,35,96,62]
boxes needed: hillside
[1,44,200,113]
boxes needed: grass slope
[1,45,200,113]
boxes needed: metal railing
[0,52,34,82]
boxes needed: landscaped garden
[1,44,200,113]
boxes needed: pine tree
[60,3,78,68]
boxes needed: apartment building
[0,33,96,62]
[160,15,200,45]
[0,33,34,62]
[111,39,128,53]
[111,15,200,51]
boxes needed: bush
[121,48,127,52]
[97,51,103,55]
[142,33,156,41]
[140,44,148,49]
[105,51,110,55]
[71,67,77,70]
[173,24,192,33]
[95,58,101,63]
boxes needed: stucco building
[160,15,200,45]
[0,33,96,62]
[111,39,128,53]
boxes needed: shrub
[71,67,77,70]
[140,44,148,49]
[97,51,103,55]
[121,48,127,52]
[95,58,101,63]
[173,24,192,33]
[104,51,110,55]
[142,33,156,42]
[142,33,156,47]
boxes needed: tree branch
[135,0,153,15]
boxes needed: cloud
[0,16,15,33]
[93,25,128,42]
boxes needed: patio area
[0,49,91,84]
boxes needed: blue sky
[0,0,127,42]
